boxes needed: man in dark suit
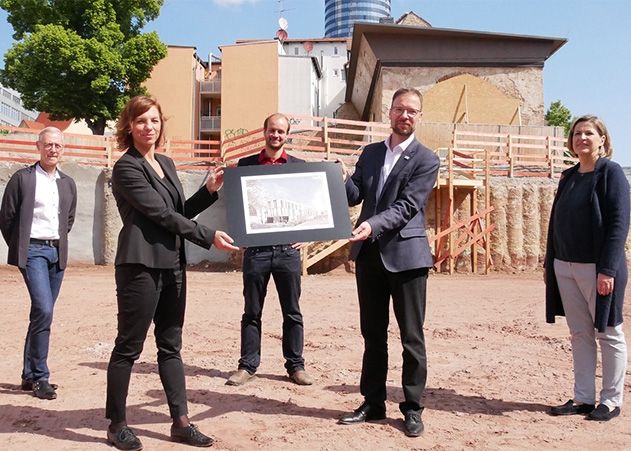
[338,88,439,436]
[225,113,313,387]
[0,127,77,400]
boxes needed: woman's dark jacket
[545,157,630,332]
[112,146,218,268]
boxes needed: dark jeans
[106,264,188,423]
[355,242,428,413]
[20,242,65,382]
[239,245,304,374]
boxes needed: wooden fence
[0,119,573,177]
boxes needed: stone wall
[380,66,544,125]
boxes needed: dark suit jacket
[545,157,629,332]
[0,163,77,269]
[112,146,218,268]
[346,138,439,272]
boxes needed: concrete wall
[4,161,627,273]
[0,162,232,267]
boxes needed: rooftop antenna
[276,0,289,41]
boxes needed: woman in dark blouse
[545,115,628,422]
[105,96,238,450]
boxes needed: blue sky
[1,0,630,164]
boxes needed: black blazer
[545,157,630,332]
[112,147,218,268]
[0,163,77,269]
[346,138,439,272]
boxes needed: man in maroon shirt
[226,113,313,387]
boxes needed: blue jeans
[19,242,65,382]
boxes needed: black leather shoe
[106,426,143,451]
[550,399,595,416]
[22,379,58,391]
[32,380,57,400]
[338,402,386,424]
[403,411,424,437]
[171,423,213,447]
[587,404,620,421]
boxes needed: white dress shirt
[377,133,415,199]
[30,163,61,240]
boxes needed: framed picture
[223,161,353,247]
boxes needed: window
[333,69,339,77]
[294,47,299,55]
[334,46,338,55]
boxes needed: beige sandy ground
[0,265,630,450]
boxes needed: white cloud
[212,0,261,6]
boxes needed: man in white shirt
[338,88,439,437]
[0,127,77,400]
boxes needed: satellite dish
[276,29,288,41]
[303,41,314,54]
[278,17,288,30]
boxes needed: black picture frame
[223,161,353,247]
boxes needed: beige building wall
[144,46,204,140]
[221,42,279,139]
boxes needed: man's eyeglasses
[391,107,420,118]
[41,143,64,150]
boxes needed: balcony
[200,115,221,131]
[201,79,221,95]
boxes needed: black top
[552,170,595,263]
[159,172,184,265]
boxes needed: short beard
[392,125,414,138]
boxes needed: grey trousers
[554,259,627,408]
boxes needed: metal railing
[200,79,221,94]
[200,115,221,131]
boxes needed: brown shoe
[225,369,255,386]
[289,370,313,385]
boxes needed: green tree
[0,0,167,135]
[545,100,574,136]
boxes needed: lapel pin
[404,155,410,160]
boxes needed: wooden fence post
[546,135,554,178]
[323,117,331,160]
[164,138,171,157]
[485,147,491,274]
[105,137,113,169]
[507,134,514,178]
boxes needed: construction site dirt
[0,265,629,450]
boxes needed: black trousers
[355,242,428,413]
[239,245,304,374]
[106,264,188,423]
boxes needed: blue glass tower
[324,0,391,38]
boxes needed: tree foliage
[0,0,167,134]
[545,100,574,136]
